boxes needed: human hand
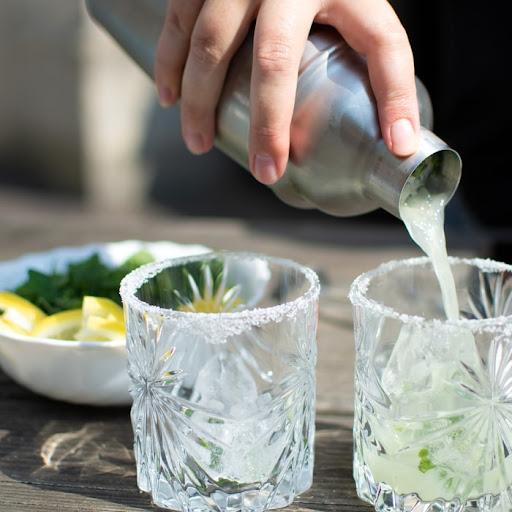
[155,0,419,185]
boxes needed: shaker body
[217,26,434,216]
[86,0,460,218]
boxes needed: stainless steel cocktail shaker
[86,0,462,218]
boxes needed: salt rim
[120,251,320,326]
[349,256,512,332]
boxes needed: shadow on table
[0,373,149,510]
[0,372,364,511]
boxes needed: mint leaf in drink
[210,445,223,469]
[216,477,243,489]
[418,448,436,473]
[197,437,224,470]
[207,417,224,424]
[419,458,436,473]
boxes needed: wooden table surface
[0,191,475,512]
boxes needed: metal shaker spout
[366,129,462,218]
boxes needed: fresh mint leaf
[13,251,154,314]
[15,270,69,314]
[68,254,111,296]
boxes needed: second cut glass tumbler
[120,252,319,511]
[349,257,512,512]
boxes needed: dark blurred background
[0,1,509,253]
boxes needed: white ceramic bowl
[0,241,210,406]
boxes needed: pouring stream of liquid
[400,187,459,321]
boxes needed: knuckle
[255,37,294,75]
[386,89,414,107]
[367,21,409,51]
[383,85,417,113]
[181,98,210,123]
[190,29,225,69]
[165,8,188,38]
[383,100,417,124]
[253,124,285,149]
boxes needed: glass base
[138,463,313,512]
[354,452,512,512]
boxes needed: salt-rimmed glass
[120,251,319,511]
[349,257,512,512]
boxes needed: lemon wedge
[0,291,46,332]
[31,309,82,340]
[3,294,126,342]
[82,296,124,324]
[0,317,30,336]
[75,296,125,341]
[75,315,125,341]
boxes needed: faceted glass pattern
[120,252,319,511]
[349,257,512,512]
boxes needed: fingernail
[158,85,174,107]
[390,118,417,156]
[253,154,278,184]
[184,132,205,154]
